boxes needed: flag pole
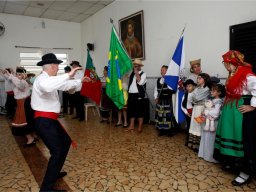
[109,18,132,62]
[162,25,186,94]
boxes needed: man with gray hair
[31,53,89,192]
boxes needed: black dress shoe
[57,171,67,179]
[72,116,79,119]
[79,118,85,121]
[231,175,251,186]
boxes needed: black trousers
[62,91,73,114]
[74,91,85,120]
[35,117,71,191]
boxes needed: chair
[84,101,100,121]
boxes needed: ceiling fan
[0,22,5,36]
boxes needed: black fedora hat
[37,53,63,66]
[70,60,81,67]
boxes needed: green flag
[106,26,133,109]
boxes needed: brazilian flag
[106,26,133,109]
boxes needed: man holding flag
[164,31,186,127]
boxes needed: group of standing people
[61,61,85,121]
[1,49,256,190]
[180,50,256,186]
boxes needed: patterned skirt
[155,98,175,130]
[187,105,205,151]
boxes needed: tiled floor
[0,113,256,192]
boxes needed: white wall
[0,13,82,69]
[81,1,256,79]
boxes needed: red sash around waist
[35,111,77,148]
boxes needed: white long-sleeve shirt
[31,71,82,113]
[181,92,193,114]
[8,74,30,99]
[244,75,256,107]
[128,71,147,93]
[73,69,84,92]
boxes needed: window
[20,52,68,75]
[230,20,256,66]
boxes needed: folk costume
[31,53,82,191]
[181,79,197,145]
[188,74,210,152]
[8,68,34,136]
[213,50,256,186]
[127,59,147,119]
[199,98,223,163]
[154,76,176,135]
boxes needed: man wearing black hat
[31,53,89,192]
[70,61,85,121]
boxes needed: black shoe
[72,116,79,119]
[79,118,85,121]
[115,123,122,127]
[57,171,67,179]
[231,175,251,186]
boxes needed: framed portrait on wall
[119,10,145,60]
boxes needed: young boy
[181,79,197,146]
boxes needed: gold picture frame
[119,10,145,60]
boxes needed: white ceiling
[0,0,115,23]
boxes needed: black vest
[128,71,146,98]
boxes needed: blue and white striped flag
[164,35,186,124]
